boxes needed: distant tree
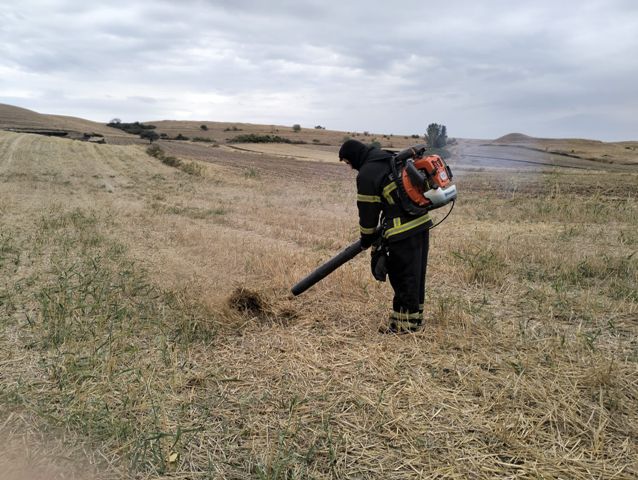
[292,124,302,132]
[314,125,325,129]
[107,120,156,135]
[439,125,448,147]
[140,130,160,144]
[425,123,448,148]
[200,124,208,131]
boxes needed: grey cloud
[1,0,636,140]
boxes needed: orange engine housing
[401,155,451,207]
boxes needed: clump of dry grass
[1,131,637,479]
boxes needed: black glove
[360,234,375,249]
[370,244,388,282]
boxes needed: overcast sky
[1,1,637,140]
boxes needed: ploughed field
[0,130,637,479]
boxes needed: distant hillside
[493,133,536,143]
[145,119,419,148]
[490,132,638,166]
[0,103,420,149]
[2,103,636,165]
[493,132,606,145]
[0,103,122,138]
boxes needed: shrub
[228,134,306,144]
[161,155,181,167]
[174,134,189,141]
[140,130,159,143]
[180,161,203,176]
[292,124,301,132]
[146,144,163,158]
[107,121,156,135]
[200,124,208,131]
[145,145,202,175]
[244,167,260,179]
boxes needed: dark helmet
[338,139,373,170]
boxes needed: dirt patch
[158,140,350,181]
[228,287,267,315]
[227,287,299,327]
[223,143,340,163]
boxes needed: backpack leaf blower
[290,145,457,296]
[391,144,457,216]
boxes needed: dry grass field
[1,121,637,479]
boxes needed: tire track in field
[0,132,26,174]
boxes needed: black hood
[338,139,374,170]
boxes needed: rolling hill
[2,103,637,171]
[0,103,121,137]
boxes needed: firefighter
[339,139,432,333]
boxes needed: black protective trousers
[386,229,430,324]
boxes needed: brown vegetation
[0,121,637,479]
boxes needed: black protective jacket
[356,148,432,247]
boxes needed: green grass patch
[0,208,219,475]
[451,246,507,286]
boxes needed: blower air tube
[394,144,428,163]
[291,240,364,296]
